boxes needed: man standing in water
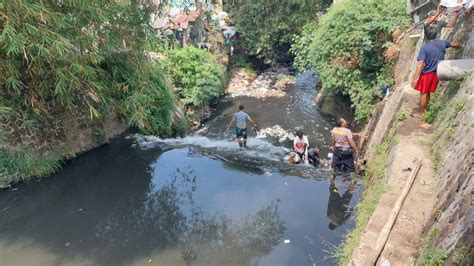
[226,105,257,148]
[330,118,359,178]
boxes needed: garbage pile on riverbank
[257,125,295,143]
[227,67,296,98]
[226,67,257,94]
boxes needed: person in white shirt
[293,129,309,165]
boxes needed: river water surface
[0,71,359,266]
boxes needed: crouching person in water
[307,145,322,167]
[330,118,359,179]
[293,129,309,165]
[226,105,257,148]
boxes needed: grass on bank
[417,225,448,266]
[334,127,397,264]
[0,147,73,188]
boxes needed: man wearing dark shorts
[411,26,461,114]
[226,105,257,148]
[330,118,359,178]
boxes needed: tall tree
[225,0,331,65]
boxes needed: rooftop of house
[152,9,202,30]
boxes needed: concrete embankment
[348,11,473,266]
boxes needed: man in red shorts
[411,26,461,115]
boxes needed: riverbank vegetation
[291,0,410,122]
[0,1,226,186]
[161,47,225,108]
[225,0,331,66]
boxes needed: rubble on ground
[227,67,296,98]
[226,67,257,94]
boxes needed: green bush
[453,247,473,265]
[161,47,224,108]
[290,21,318,71]
[101,53,174,136]
[292,0,409,122]
[230,53,253,69]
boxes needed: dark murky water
[0,72,359,266]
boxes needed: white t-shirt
[293,136,309,153]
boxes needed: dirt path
[351,85,438,265]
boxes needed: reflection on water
[327,179,355,230]
[94,166,285,265]
[0,139,360,265]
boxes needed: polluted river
[0,71,360,266]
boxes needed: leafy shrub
[396,109,408,121]
[121,81,173,136]
[290,21,318,71]
[453,247,472,266]
[161,47,224,108]
[101,53,174,136]
[172,116,189,137]
[292,0,409,122]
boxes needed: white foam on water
[132,134,287,162]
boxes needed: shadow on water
[0,71,360,266]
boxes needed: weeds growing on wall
[291,0,410,122]
[420,248,449,266]
[452,247,473,265]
